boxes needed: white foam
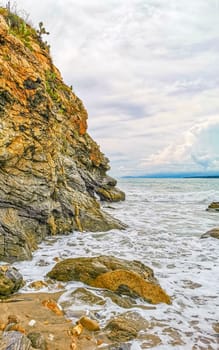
[14,178,219,349]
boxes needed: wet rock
[104,345,132,350]
[201,228,219,239]
[61,287,105,308]
[103,290,135,308]
[206,202,219,212]
[79,316,100,331]
[48,256,171,304]
[0,331,34,349]
[162,326,185,346]
[212,322,219,333]
[96,187,125,202]
[60,286,134,312]
[0,265,24,297]
[48,255,156,282]
[105,311,149,342]
[27,332,47,350]
[141,334,161,348]
[28,280,48,290]
[0,9,126,262]
[94,270,171,304]
[42,298,63,316]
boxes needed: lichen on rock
[0,8,126,262]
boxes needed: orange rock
[97,339,104,346]
[79,316,100,332]
[7,314,18,324]
[8,324,26,334]
[53,257,62,262]
[66,319,72,323]
[93,269,171,305]
[71,323,83,337]
[42,299,63,316]
[0,322,6,331]
[29,280,48,289]
[70,339,78,350]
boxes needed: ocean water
[14,178,219,349]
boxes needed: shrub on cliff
[0,1,50,51]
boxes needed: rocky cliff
[0,8,125,262]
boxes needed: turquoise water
[15,178,219,349]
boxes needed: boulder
[206,202,219,212]
[212,322,219,333]
[201,228,219,239]
[27,332,47,350]
[79,316,100,331]
[103,290,136,308]
[105,311,149,342]
[0,265,24,297]
[0,331,34,350]
[59,287,135,317]
[61,287,105,308]
[47,256,171,304]
[0,8,125,262]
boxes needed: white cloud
[6,0,219,176]
[141,116,219,174]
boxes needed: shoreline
[0,291,108,350]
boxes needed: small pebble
[28,319,36,327]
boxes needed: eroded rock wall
[0,9,125,262]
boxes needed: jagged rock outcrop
[0,8,125,262]
[47,256,171,304]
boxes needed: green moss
[45,70,60,101]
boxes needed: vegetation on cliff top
[0,2,50,51]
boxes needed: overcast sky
[6,0,219,176]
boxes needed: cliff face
[0,8,125,262]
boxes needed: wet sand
[0,292,103,350]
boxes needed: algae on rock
[0,8,125,262]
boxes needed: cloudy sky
[7,0,219,176]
